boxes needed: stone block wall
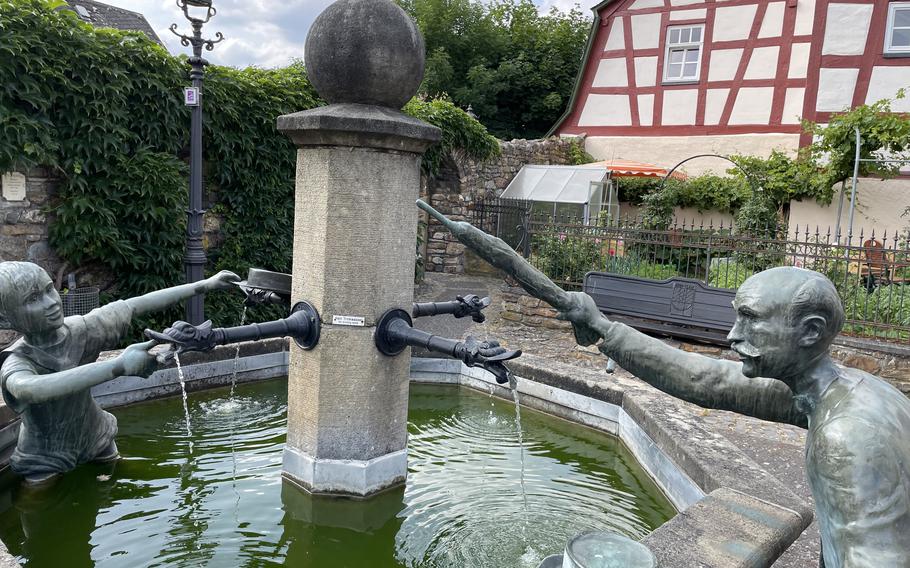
[1,168,63,347]
[421,137,581,274]
[500,282,571,330]
[1,168,61,274]
[500,281,910,394]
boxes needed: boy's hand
[118,340,159,377]
[205,270,241,292]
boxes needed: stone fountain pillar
[277,0,440,496]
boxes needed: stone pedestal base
[282,446,407,496]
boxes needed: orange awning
[581,159,687,180]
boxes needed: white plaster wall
[705,89,730,125]
[662,89,700,125]
[758,2,785,38]
[729,87,775,124]
[794,0,816,36]
[822,3,873,55]
[670,8,707,20]
[787,43,811,79]
[635,56,658,87]
[788,178,910,236]
[593,58,629,87]
[638,94,655,126]
[782,88,806,124]
[708,48,743,82]
[585,133,801,176]
[866,67,910,112]
[670,0,704,5]
[629,0,664,9]
[744,46,780,80]
[578,94,633,126]
[816,68,858,112]
[632,13,662,49]
[713,4,758,41]
[605,17,626,51]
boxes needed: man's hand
[204,270,241,292]
[556,291,607,346]
[118,340,159,377]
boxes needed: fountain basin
[0,378,674,567]
[0,341,812,567]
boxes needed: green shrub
[706,261,753,289]
[531,232,604,288]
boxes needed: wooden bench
[583,272,737,346]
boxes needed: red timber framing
[550,0,910,146]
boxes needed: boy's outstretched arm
[5,340,159,406]
[125,270,240,316]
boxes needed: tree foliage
[805,91,910,185]
[398,0,591,140]
[1,0,500,327]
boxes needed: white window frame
[663,24,705,83]
[885,2,910,55]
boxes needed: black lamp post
[170,0,223,324]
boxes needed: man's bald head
[738,267,845,347]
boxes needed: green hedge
[1,0,498,328]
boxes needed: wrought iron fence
[473,197,910,343]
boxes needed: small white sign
[332,315,365,327]
[1,172,26,201]
[184,87,199,106]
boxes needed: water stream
[173,353,193,454]
[510,376,529,513]
[228,306,248,402]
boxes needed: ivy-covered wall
[0,0,498,332]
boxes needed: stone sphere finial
[305,0,425,109]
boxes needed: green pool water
[0,379,675,567]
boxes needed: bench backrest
[583,272,737,335]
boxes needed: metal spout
[236,268,292,307]
[412,294,491,323]
[375,309,520,384]
[146,301,321,358]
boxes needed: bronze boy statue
[417,200,910,568]
[0,261,238,484]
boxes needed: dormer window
[664,25,704,82]
[885,2,910,55]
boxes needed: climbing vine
[1,0,499,326]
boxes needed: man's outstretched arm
[562,291,803,426]
[417,200,802,427]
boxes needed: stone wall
[1,168,61,276]
[500,282,910,394]
[421,137,580,274]
[1,168,63,347]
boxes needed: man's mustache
[733,342,761,358]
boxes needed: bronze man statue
[0,261,239,484]
[417,200,910,568]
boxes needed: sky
[98,0,589,69]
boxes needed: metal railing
[473,198,910,343]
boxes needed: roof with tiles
[62,0,164,46]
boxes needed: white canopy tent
[499,165,612,223]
